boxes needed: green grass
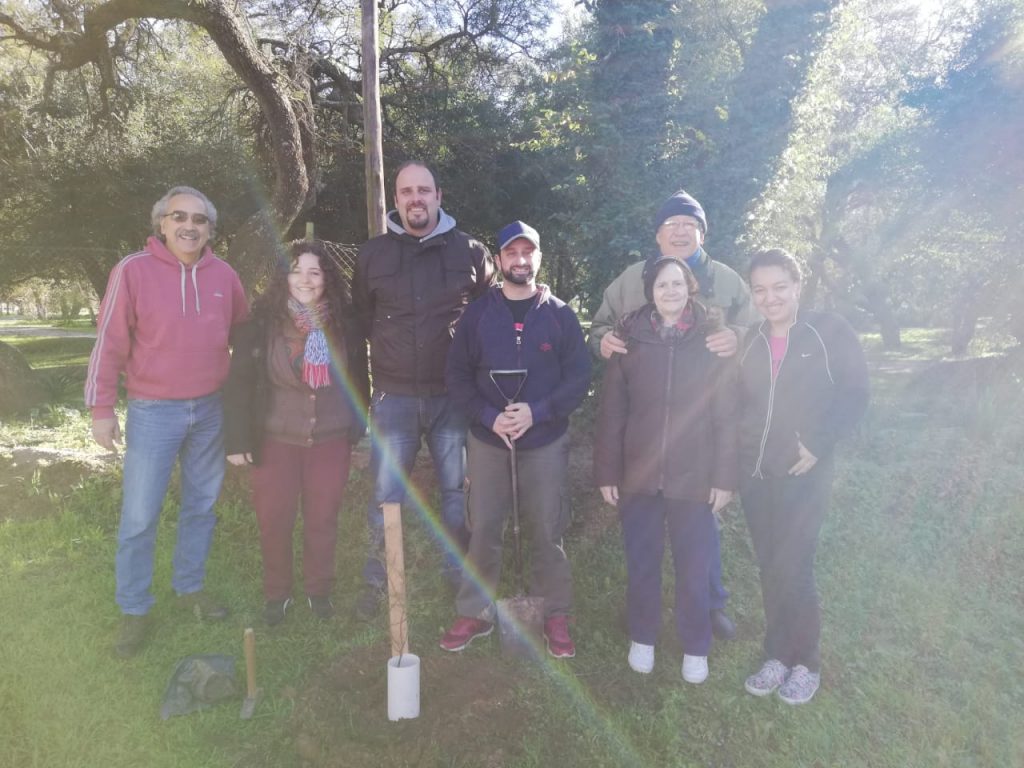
[1,318,96,405]
[1,328,1022,767]
[0,335,95,370]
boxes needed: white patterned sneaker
[744,659,789,696]
[627,641,655,674]
[681,654,708,684]
[777,664,820,705]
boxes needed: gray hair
[151,186,218,238]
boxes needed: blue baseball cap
[497,220,541,251]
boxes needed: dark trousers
[619,493,715,655]
[456,432,572,619]
[709,524,729,611]
[250,437,352,600]
[741,457,834,673]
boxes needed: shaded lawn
[1,328,1022,767]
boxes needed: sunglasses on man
[163,211,210,225]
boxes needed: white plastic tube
[387,654,420,721]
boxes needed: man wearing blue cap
[440,221,591,658]
[588,189,754,641]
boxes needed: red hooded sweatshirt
[85,236,248,419]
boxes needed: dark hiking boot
[114,614,151,658]
[307,595,335,620]
[353,585,385,622]
[264,597,293,626]
[711,608,736,641]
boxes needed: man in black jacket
[351,161,493,618]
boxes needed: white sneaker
[627,641,655,674]
[681,654,709,684]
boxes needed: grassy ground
[1,326,1022,767]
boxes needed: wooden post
[361,0,386,237]
[382,502,409,656]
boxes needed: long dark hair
[252,240,351,329]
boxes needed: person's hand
[600,331,628,359]
[227,453,252,466]
[502,402,534,441]
[709,488,733,515]
[91,417,121,452]
[600,485,619,505]
[788,439,818,476]
[705,327,738,357]
[491,413,515,450]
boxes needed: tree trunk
[950,305,979,356]
[863,283,901,349]
[0,341,42,415]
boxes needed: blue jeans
[116,394,225,615]
[362,392,468,588]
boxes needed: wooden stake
[382,502,409,657]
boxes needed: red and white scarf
[288,299,331,389]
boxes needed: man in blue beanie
[588,189,753,641]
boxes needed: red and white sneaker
[543,615,576,658]
[439,617,493,652]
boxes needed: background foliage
[1,0,1023,347]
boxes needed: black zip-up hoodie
[737,309,869,478]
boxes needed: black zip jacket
[738,309,869,478]
[352,210,492,396]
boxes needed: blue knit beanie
[654,190,707,234]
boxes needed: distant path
[0,324,96,339]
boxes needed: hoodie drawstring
[179,264,186,316]
[178,262,202,316]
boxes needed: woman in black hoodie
[737,248,868,705]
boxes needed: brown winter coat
[594,303,738,502]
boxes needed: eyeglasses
[163,211,210,225]
[660,219,699,231]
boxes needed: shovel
[488,369,544,659]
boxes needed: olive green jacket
[588,253,755,358]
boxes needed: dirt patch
[0,448,112,521]
[286,644,535,767]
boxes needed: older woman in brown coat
[595,257,737,683]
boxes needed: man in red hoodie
[85,186,248,657]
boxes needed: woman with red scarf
[224,241,368,625]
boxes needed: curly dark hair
[252,240,352,330]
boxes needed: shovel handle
[243,628,256,698]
